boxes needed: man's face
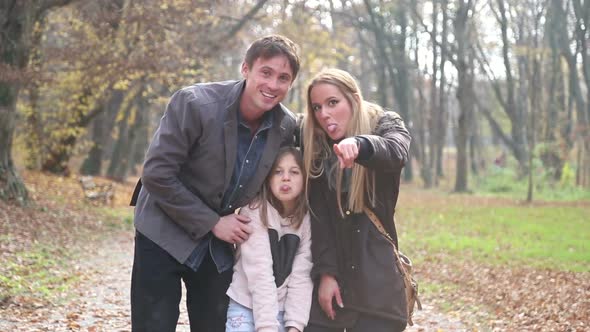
[240,55,293,118]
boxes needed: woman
[301,68,411,332]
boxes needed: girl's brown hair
[251,147,308,229]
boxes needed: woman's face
[269,153,304,212]
[310,83,353,141]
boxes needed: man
[130,35,300,332]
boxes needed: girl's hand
[333,137,359,169]
[318,274,343,320]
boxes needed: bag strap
[364,207,422,314]
[363,208,408,273]
[363,207,397,248]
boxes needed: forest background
[0,0,589,331]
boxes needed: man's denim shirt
[185,110,274,273]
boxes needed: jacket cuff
[285,321,305,332]
[355,136,374,161]
[310,267,339,283]
[257,327,278,332]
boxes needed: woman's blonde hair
[302,68,383,215]
[251,147,308,229]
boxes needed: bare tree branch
[475,97,518,155]
[40,0,79,15]
[223,0,269,41]
[409,2,458,66]
[474,40,508,110]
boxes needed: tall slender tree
[453,0,476,192]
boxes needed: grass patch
[94,206,134,229]
[0,245,80,303]
[474,159,590,201]
[399,199,590,272]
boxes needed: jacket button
[351,265,356,270]
[345,210,351,215]
[356,229,360,233]
[217,193,222,198]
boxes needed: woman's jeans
[225,298,286,332]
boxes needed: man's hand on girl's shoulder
[211,214,252,244]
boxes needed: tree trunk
[424,0,439,188]
[41,88,93,175]
[498,0,528,173]
[108,100,146,182]
[550,0,589,186]
[455,78,473,193]
[129,103,150,176]
[453,0,475,193]
[411,3,431,188]
[0,84,28,203]
[80,90,124,175]
[572,0,590,187]
[543,10,565,179]
[393,3,413,182]
[0,1,34,203]
[527,3,544,201]
[469,112,483,175]
[107,86,147,182]
[23,17,45,171]
[435,0,449,183]
[107,104,131,180]
[0,0,79,204]
[80,111,107,175]
[121,98,147,180]
[24,80,44,170]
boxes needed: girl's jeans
[225,298,285,332]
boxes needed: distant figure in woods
[301,68,411,332]
[226,147,313,332]
[129,35,300,332]
[494,151,507,168]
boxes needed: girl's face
[310,83,353,141]
[269,153,304,213]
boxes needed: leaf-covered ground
[0,171,588,331]
[399,187,590,332]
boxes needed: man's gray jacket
[133,80,297,264]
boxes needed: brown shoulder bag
[364,208,422,326]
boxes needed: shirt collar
[237,107,275,132]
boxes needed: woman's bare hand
[318,274,343,320]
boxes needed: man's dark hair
[244,35,300,81]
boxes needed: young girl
[226,147,313,332]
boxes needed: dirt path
[0,230,467,332]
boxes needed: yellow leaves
[180,68,203,78]
[113,79,131,91]
[512,45,551,57]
